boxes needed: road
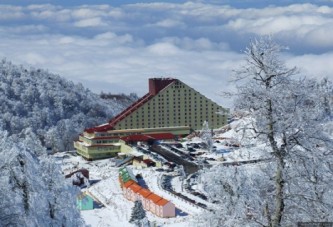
[149,145,199,175]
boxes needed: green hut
[77,193,94,210]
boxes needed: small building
[74,138,132,161]
[77,193,94,210]
[147,193,163,213]
[132,156,156,168]
[132,156,144,168]
[118,167,138,187]
[136,188,152,210]
[127,183,142,201]
[118,167,176,218]
[155,199,176,218]
[146,193,176,218]
[142,159,156,168]
[65,168,89,187]
[122,180,136,200]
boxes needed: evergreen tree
[0,59,134,152]
[0,130,84,226]
[200,121,213,152]
[129,200,147,226]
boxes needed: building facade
[74,78,228,160]
[111,78,228,131]
[74,138,131,160]
[118,167,176,218]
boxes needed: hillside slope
[0,59,135,151]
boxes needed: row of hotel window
[119,120,223,128]
[145,106,219,111]
[147,99,212,106]
[125,115,221,121]
[129,110,222,118]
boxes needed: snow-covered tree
[200,121,213,152]
[129,200,147,226]
[0,59,136,151]
[0,130,84,226]
[198,37,333,226]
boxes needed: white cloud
[1,2,333,108]
[94,32,134,45]
[287,52,333,78]
[23,52,47,65]
[154,18,186,28]
[72,8,105,19]
[147,42,180,56]
[0,5,24,20]
[74,17,106,27]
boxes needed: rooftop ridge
[148,77,176,95]
[108,92,153,127]
[84,92,153,133]
[108,78,176,128]
[154,78,177,95]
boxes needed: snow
[56,153,199,226]
[82,174,134,227]
[134,168,204,215]
[170,176,211,208]
[55,117,271,226]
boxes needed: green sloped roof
[119,167,127,174]
[119,167,137,183]
[121,174,132,183]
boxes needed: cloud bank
[0,2,333,107]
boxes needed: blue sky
[2,0,333,7]
[1,1,333,107]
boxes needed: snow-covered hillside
[0,59,136,151]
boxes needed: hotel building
[74,78,228,160]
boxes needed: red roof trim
[108,93,151,126]
[143,159,155,164]
[128,183,142,192]
[156,198,169,206]
[137,188,152,198]
[85,79,178,133]
[147,193,163,203]
[121,133,175,142]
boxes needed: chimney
[149,78,175,95]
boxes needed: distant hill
[0,59,136,151]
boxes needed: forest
[0,59,135,226]
[0,59,137,151]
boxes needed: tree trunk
[267,99,285,227]
[271,156,284,227]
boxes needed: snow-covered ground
[55,118,266,226]
[55,152,201,226]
